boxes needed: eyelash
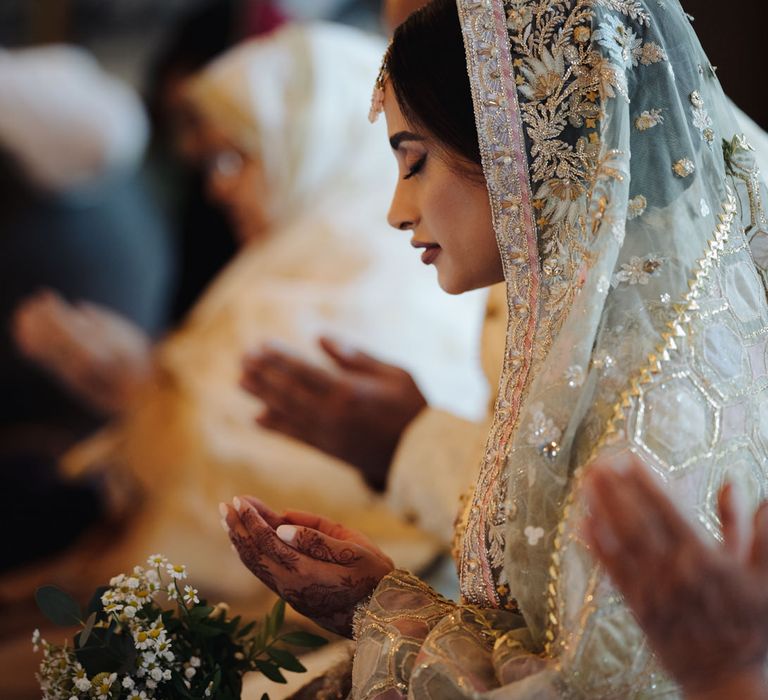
[404,154,427,180]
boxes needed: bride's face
[384,86,503,295]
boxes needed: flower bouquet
[33,555,326,699]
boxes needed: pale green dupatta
[352,1,768,697]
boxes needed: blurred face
[384,87,502,295]
[197,120,271,246]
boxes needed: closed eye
[404,154,427,180]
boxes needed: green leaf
[78,612,97,648]
[189,605,215,622]
[267,648,306,673]
[254,660,287,684]
[237,620,255,638]
[268,599,285,638]
[280,631,328,648]
[35,586,82,627]
[86,586,109,616]
[194,624,226,639]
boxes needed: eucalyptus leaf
[86,586,109,616]
[254,660,287,684]
[267,648,306,673]
[35,586,82,627]
[269,599,285,637]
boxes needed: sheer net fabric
[352,0,768,697]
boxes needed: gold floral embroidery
[627,194,648,218]
[634,108,663,131]
[459,0,668,612]
[673,158,696,177]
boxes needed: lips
[421,246,441,265]
[411,240,441,265]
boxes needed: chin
[436,270,471,296]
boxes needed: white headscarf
[186,22,398,227]
[0,45,148,192]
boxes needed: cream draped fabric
[0,23,489,616]
[352,1,768,698]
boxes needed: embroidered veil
[352,0,768,697]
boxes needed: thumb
[276,524,367,566]
[319,337,389,374]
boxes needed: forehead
[383,85,410,135]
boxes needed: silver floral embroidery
[524,526,545,546]
[613,254,664,286]
[635,108,663,131]
[594,15,666,68]
[565,365,586,387]
[526,402,562,447]
[690,90,714,144]
[627,194,648,219]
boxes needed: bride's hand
[221,497,394,637]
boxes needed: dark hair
[387,0,481,170]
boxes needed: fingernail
[220,518,229,533]
[230,543,237,554]
[334,340,357,358]
[276,525,297,543]
[233,496,242,512]
[218,502,228,518]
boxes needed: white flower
[126,692,148,700]
[32,629,41,652]
[190,656,201,668]
[147,554,168,567]
[122,676,136,689]
[150,667,164,682]
[183,586,200,606]
[133,629,153,651]
[166,563,187,580]
[123,605,138,619]
[185,666,197,679]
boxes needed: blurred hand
[13,290,153,415]
[222,496,394,637]
[584,453,768,700]
[241,337,427,491]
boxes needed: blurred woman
[6,23,487,612]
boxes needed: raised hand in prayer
[584,453,768,700]
[221,496,394,637]
[241,337,427,491]
[13,289,152,415]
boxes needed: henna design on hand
[284,576,380,637]
[295,529,363,566]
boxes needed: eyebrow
[389,131,426,150]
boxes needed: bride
[223,0,768,696]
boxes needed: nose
[387,180,419,232]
